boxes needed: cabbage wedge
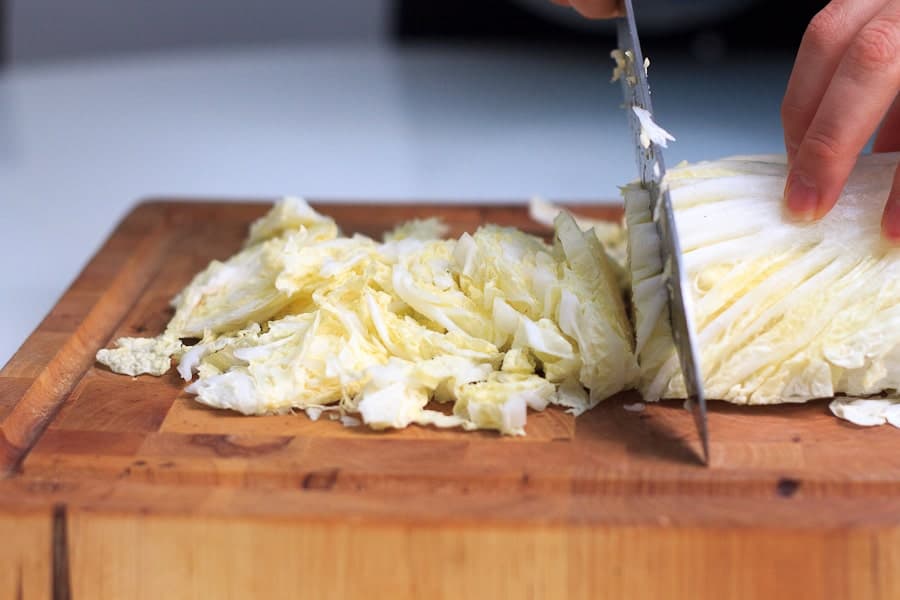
[626,153,900,405]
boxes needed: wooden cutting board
[1,200,899,600]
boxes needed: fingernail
[785,173,818,221]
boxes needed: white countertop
[0,43,790,365]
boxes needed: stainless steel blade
[615,0,708,464]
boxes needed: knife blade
[615,0,709,464]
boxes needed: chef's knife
[615,0,709,464]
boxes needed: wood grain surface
[1,200,898,600]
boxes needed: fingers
[557,0,622,18]
[785,0,900,220]
[873,95,900,151]
[782,0,886,164]
[883,161,900,242]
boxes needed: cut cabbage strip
[97,198,637,435]
[626,153,900,407]
[528,197,628,272]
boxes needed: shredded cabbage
[97,155,900,433]
[97,198,637,435]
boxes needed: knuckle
[848,19,900,73]
[780,98,806,124]
[801,129,844,163]
[805,5,845,50]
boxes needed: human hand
[781,0,900,241]
[550,0,622,19]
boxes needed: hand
[781,0,900,242]
[550,0,622,19]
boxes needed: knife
[615,0,709,465]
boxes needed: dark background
[395,0,822,53]
[393,0,826,69]
[0,0,825,68]
[0,0,6,65]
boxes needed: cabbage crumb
[610,49,636,85]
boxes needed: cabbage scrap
[97,198,637,435]
[829,397,900,428]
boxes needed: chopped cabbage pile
[98,198,638,435]
[625,153,900,411]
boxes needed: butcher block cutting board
[1,200,899,600]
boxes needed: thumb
[873,95,900,153]
[883,161,900,243]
